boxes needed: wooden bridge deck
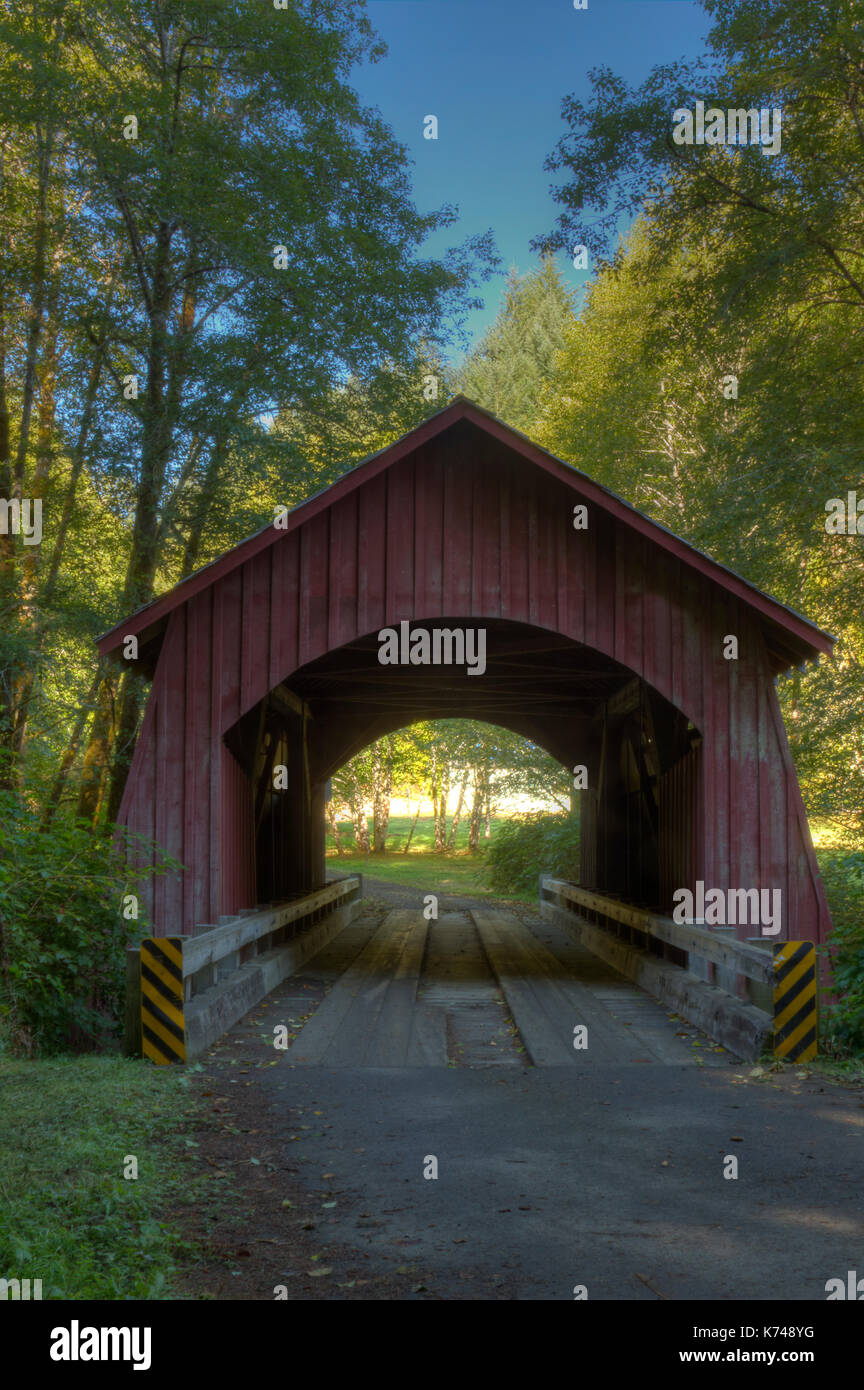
[285,909,733,1068]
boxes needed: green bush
[483,811,580,895]
[818,849,864,1054]
[0,791,176,1056]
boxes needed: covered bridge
[98,397,834,945]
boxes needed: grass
[326,813,509,897]
[0,1054,209,1299]
[328,812,507,856]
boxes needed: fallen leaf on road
[635,1271,668,1300]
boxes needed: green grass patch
[326,814,512,897]
[0,1054,209,1299]
[330,848,501,897]
[327,813,507,856]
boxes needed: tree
[456,256,576,432]
[533,0,864,838]
[0,0,498,821]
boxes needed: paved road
[202,905,864,1300]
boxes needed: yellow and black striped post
[773,941,817,1062]
[140,937,186,1064]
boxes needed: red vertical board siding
[385,457,414,625]
[154,610,186,934]
[504,463,530,627]
[726,598,746,902]
[208,584,223,925]
[564,490,588,644]
[219,568,243,731]
[220,745,255,915]
[241,550,271,717]
[498,459,513,622]
[298,510,330,667]
[538,476,560,632]
[441,446,472,617]
[356,473,386,639]
[617,530,643,675]
[526,469,541,627]
[418,442,444,620]
[710,589,732,893]
[668,560,687,717]
[580,505,597,649]
[328,493,358,653]
[593,514,615,658]
[555,486,569,640]
[184,591,212,933]
[472,442,502,619]
[641,543,659,696]
[767,680,828,943]
[757,643,787,935]
[699,576,717,890]
[269,531,300,690]
[735,611,760,903]
[679,568,704,728]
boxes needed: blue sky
[354,0,711,360]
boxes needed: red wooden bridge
[99,397,834,949]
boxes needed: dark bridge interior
[222,619,701,914]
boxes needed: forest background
[1,0,862,1056]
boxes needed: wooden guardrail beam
[540,877,775,985]
[181,877,360,978]
[136,876,362,1064]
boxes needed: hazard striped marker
[773,941,817,1062]
[140,937,186,1064]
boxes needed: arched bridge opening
[220,618,702,919]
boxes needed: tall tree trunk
[14,122,54,494]
[372,736,392,852]
[103,230,198,823]
[468,766,486,852]
[0,176,14,786]
[173,355,261,579]
[431,743,449,852]
[42,668,102,827]
[76,672,116,824]
[42,257,120,606]
[327,801,343,855]
[348,796,370,854]
[402,796,423,854]
[11,271,60,761]
[446,769,470,850]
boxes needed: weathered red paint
[101,400,834,944]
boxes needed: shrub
[0,791,177,1056]
[818,849,864,1054]
[483,811,580,895]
